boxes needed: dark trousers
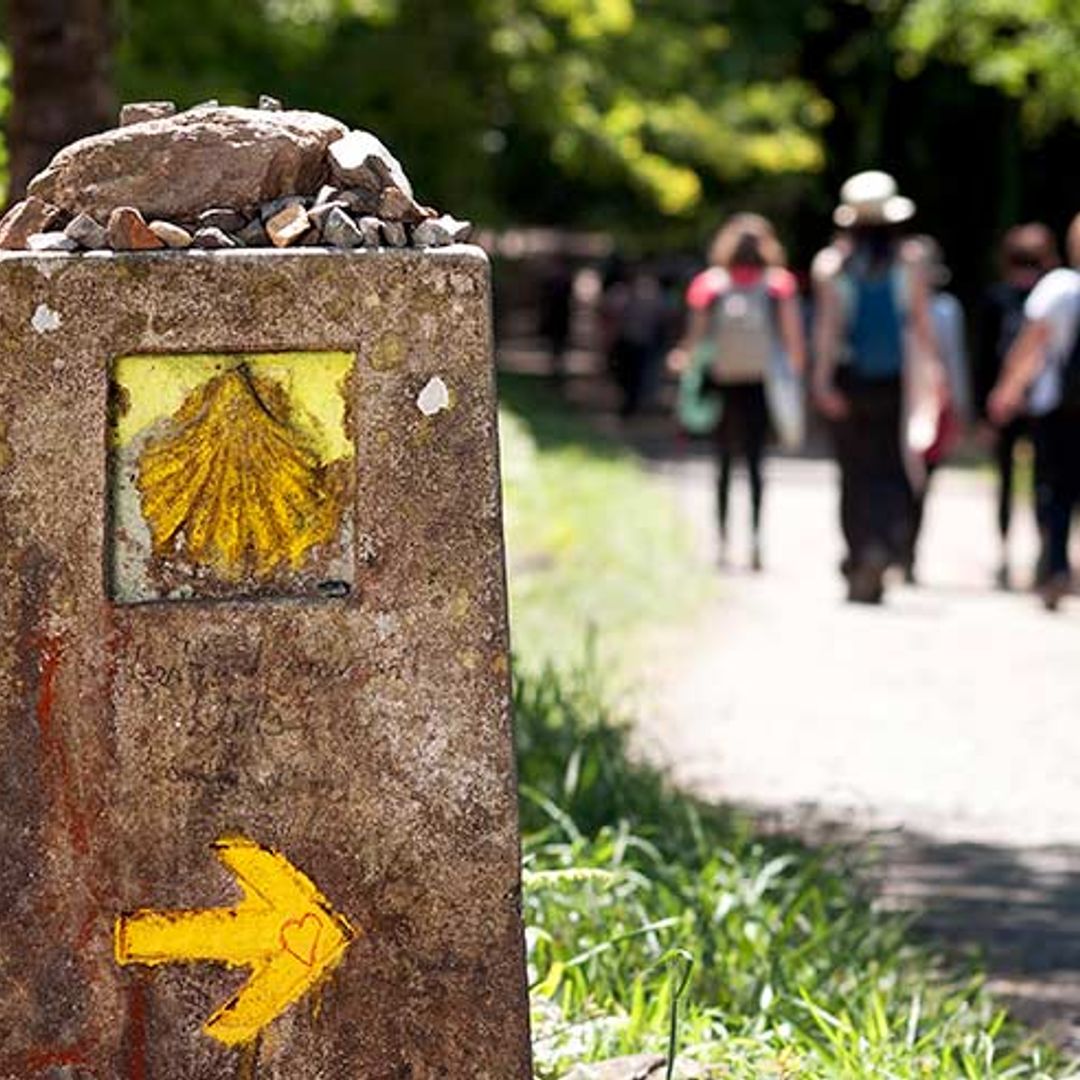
[832,376,913,568]
[995,418,1029,541]
[714,382,769,538]
[909,463,938,571]
[1034,407,1080,578]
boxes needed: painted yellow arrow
[115,836,357,1046]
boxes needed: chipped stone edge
[0,242,489,266]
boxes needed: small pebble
[328,129,414,198]
[107,207,165,251]
[413,214,472,247]
[119,101,176,126]
[358,217,383,247]
[27,231,79,253]
[381,221,408,248]
[235,218,270,247]
[148,220,193,248]
[260,195,307,223]
[307,200,349,229]
[259,95,283,112]
[322,207,365,249]
[64,213,108,249]
[314,185,341,207]
[266,203,311,248]
[198,207,248,234]
[379,185,426,224]
[340,188,381,215]
[192,227,239,250]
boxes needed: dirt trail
[635,452,1080,1048]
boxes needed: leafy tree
[115,0,831,232]
[891,0,1080,132]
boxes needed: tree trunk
[5,0,115,202]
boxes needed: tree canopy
[1,0,1078,285]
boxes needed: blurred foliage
[2,1,1078,282]
[111,0,831,230]
[0,45,10,195]
[892,0,1080,133]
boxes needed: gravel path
[635,452,1080,1047]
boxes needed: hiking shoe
[1040,573,1071,613]
[994,562,1011,591]
[846,547,889,605]
[751,541,763,573]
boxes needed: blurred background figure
[903,234,967,583]
[669,213,805,571]
[538,253,575,383]
[990,213,1080,612]
[812,172,944,604]
[604,263,669,418]
[975,223,1060,589]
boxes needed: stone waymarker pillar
[0,247,532,1078]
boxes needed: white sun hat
[833,170,916,228]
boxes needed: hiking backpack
[837,262,908,379]
[707,274,773,384]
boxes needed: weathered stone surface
[0,196,63,250]
[192,226,240,249]
[266,203,311,247]
[0,248,531,1078]
[381,220,408,248]
[28,107,348,221]
[413,213,473,248]
[197,207,248,233]
[148,220,194,249]
[235,217,270,247]
[107,206,165,251]
[120,100,176,126]
[65,212,109,249]
[328,129,413,198]
[322,207,364,249]
[27,231,79,253]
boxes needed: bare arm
[988,318,1051,425]
[811,277,848,418]
[667,308,709,374]
[778,294,806,375]
[907,266,939,360]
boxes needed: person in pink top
[669,214,806,569]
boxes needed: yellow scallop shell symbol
[136,366,345,581]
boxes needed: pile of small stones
[0,96,472,255]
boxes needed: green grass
[516,661,1070,1079]
[499,373,713,672]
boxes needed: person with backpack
[903,235,969,584]
[989,212,1080,612]
[812,172,946,604]
[669,213,806,570]
[975,224,1060,589]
